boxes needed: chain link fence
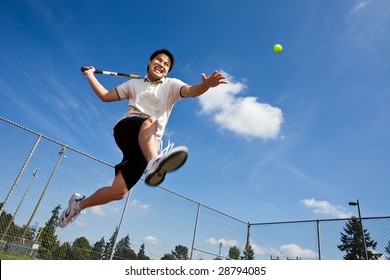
[249,216,390,260]
[0,117,389,260]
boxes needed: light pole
[2,168,39,240]
[22,146,66,238]
[0,135,42,215]
[348,199,368,260]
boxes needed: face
[147,53,171,82]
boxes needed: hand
[81,66,96,76]
[201,71,228,88]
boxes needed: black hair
[147,49,175,72]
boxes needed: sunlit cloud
[301,198,352,218]
[198,71,283,140]
[130,199,151,210]
[279,243,317,259]
[205,237,238,247]
[144,235,161,245]
[90,205,106,217]
[251,242,317,259]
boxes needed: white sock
[75,200,82,212]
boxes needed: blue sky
[1,0,390,258]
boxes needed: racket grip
[81,66,102,74]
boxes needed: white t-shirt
[115,77,186,140]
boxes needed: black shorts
[113,116,148,190]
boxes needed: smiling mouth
[154,66,164,74]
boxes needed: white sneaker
[145,143,188,186]
[59,193,85,228]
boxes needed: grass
[0,251,35,260]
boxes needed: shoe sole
[59,193,83,228]
[146,147,188,186]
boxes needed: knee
[112,188,127,201]
[110,180,128,201]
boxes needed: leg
[78,170,128,210]
[138,117,159,162]
[59,171,128,228]
[59,117,149,228]
[142,117,188,186]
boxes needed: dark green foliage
[337,216,381,260]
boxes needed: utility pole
[349,199,368,260]
[22,146,66,238]
[2,168,39,240]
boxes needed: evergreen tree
[384,240,390,260]
[161,253,175,260]
[54,242,71,260]
[0,203,10,234]
[112,235,137,260]
[91,237,106,260]
[0,206,30,240]
[71,236,92,260]
[243,243,255,260]
[23,223,36,241]
[337,216,380,260]
[37,205,61,259]
[137,243,150,260]
[103,227,119,259]
[172,245,189,260]
[228,245,240,260]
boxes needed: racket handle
[81,66,102,74]
[80,66,141,79]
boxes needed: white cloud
[198,71,283,140]
[350,1,370,14]
[251,242,317,259]
[251,243,278,256]
[205,237,238,247]
[144,235,161,245]
[73,219,87,228]
[130,199,151,210]
[301,198,352,218]
[90,205,124,217]
[90,205,106,217]
[204,238,316,259]
[279,243,317,259]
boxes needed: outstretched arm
[82,66,119,102]
[180,71,227,98]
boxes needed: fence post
[110,188,133,260]
[0,134,41,215]
[190,203,201,260]
[245,223,251,260]
[316,220,321,260]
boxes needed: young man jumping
[59,49,227,228]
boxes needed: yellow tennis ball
[273,44,283,53]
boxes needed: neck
[146,74,159,82]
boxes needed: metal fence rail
[1,116,389,260]
[249,216,390,260]
[0,117,248,260]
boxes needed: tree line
[1,202,389,260]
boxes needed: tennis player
[59,49,227,228]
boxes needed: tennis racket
[81,66,142,79]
